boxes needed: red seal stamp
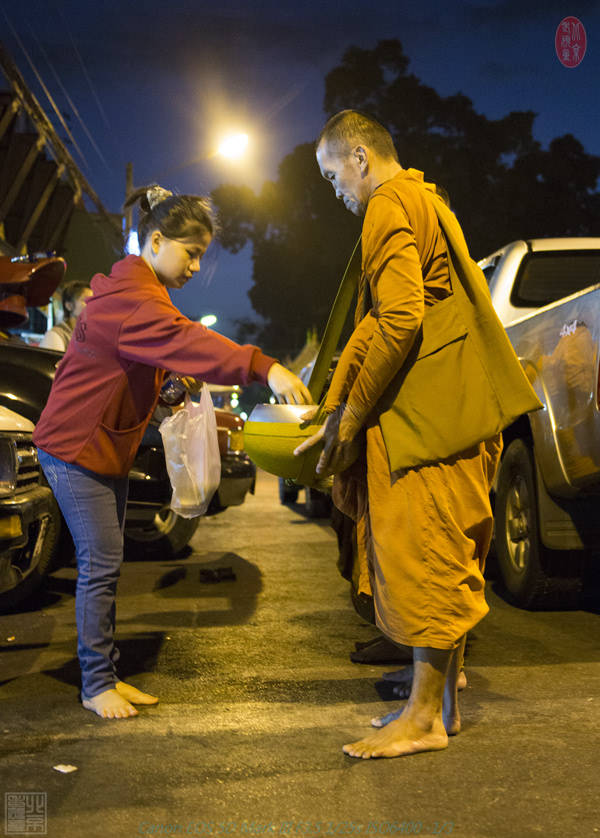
[555,16,587,67]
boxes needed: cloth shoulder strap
[307,236,362,402]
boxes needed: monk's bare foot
[82,688,138,720]
[344,713,448,759]
[371,707,404,729]
[442,674,462,736]
[115,681,159,705]
[383,666,467,699]
[371,705,460,736]
[443,706,461,736]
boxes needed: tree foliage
[212,144,360,353]
[212,40,600,355]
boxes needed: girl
[34,185,311,719]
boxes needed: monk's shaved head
[316,110,398,161]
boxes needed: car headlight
[0,438,18,497]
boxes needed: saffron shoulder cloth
[378,193,542,471]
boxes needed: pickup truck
[0,403,60,609]
[480,237,600,607]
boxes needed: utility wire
[1,7,90,169]
[25,20,113,175]
[55,3,111,132]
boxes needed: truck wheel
[279,478,299,504]
[495,439,582,609]
[124,508,199,559]
[305,487,332,519]
[0,504,60,612]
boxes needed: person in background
[40,281,93,351]
[34,184,311,721]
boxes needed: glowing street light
[217,133,249,160]
[200,314,218,327]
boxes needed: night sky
[1,0,599,337]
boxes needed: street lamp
[200,314,217,327]
[217,133,249,160]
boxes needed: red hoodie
[33,255,276,476]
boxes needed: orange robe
[325,169,502,650]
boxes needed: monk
[296,110,509,759]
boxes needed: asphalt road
[1,470,599,838]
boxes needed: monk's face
[316,140,370,216]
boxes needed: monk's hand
[300,406,319,423]
[294,406,357,476]
[267,363,312,405]
[318,412,358,475]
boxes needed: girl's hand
[267,363,312,405]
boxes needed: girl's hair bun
[146,185,174,210]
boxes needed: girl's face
[150,229,212,289]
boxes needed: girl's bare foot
[115,681,159,705]
[81,689,138,719]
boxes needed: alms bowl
[243,403,323,486]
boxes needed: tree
[212,144,360,354]
[212,40,600,355]
[323,40,599,254]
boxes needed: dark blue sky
[1,0,599,336]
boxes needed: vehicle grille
[15,435,40,494]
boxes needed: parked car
[480,236,600,607]
[0,252,257,606]
[0,403,61,610]
[276,356,336,519]
[278,478,332,518]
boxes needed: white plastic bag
[158,385,221,518]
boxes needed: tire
[305,487,332,519]
[124,508,199,558]
[0,502,60,612]
[495,438,582,609]
[279,478,299,504]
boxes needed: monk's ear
[353,145,369,173]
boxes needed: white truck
[0,403,60,609]
[480,237,600,607]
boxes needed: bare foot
[442,672,462,736]
[442,705,461,736]
[115,681,159,705]
[82,688,138,720]
[383,666,467,699]
[371,705,460,736]
[344,713,448,759]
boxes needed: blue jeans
[38,449,129,699]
